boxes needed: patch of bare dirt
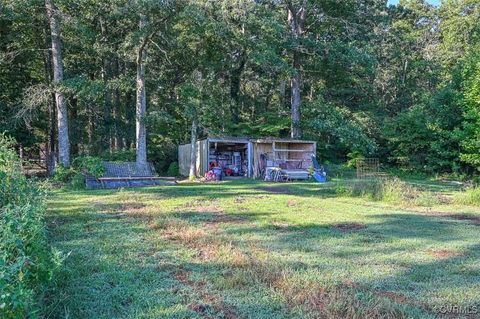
[437,195,453,204]
[426,249,465,259]
[91,200,151,218]
[447,214,480,225]
[203,213,249,229]
[377,291,412,305]
[175,198,249,228]
[332,223,367,232]
[176,199,224,214]
[269,221,293,232]
[341,279,358,288]
[91,201,120,212]
[188,303,211,316]
[120,202,146,211]
[166,217,409,319]
[427,212,480,226]
[287,199,298,207]
[234,196,246,204]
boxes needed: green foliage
[70,173,86,190]
[72,156,105,178]
[166,161,179,177]
[3,0,480,179]
[453,187,480,206]
[53,156,104,189]
[101,149,136,162]
[0,135,43,207]
[0,134,20,174]
[303,99,377,161]
[324,164,356,179]
[346,151,365,168]
[384,105,433,168]
[0,134,59,318]
[53,165,75,183]
[54,156,105,189]
[336,178,437,205]
[458,48,480,171]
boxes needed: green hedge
[54,156,105,189]
[0,134,59,318]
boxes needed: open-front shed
[178,137,253,178]
[251,138,316,179]
[178,137,316,179]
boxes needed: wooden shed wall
[252,141,316,178]
[197,139,207,176]
[180,138,316,178]
[178,140,207,177]
[253,143,273,178]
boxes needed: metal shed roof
[251,138,316,144]
[197,136,316,144]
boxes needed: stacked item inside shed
[209,142,248,177]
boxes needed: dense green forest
[1,0,479,175]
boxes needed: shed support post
[247,142,253,178]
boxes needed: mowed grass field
[44,179,480,318]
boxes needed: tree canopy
[1,0,479,174]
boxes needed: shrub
[346,151,364,168]
[0,134,20,174]
[0,134,59,318]
[453,187,480,206]
[53,156,104,188]
[414,191,440,207]
[70,172,86,190]
[72,156,104,178]
[166,161,179,176]
[52,164,75,183]
[325,164,356,179]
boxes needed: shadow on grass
[62,179,340,200]
[45,187,480,319]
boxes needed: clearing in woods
[44,179,480,318]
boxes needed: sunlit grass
[44,178,480,318]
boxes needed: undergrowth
[453,187,480,206]
[336,178,439,206]
[0,134,62,318]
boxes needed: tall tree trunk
[189,112,198,180]
[291,52,301,138]
[287,0,307,139]
[43,16,56,175]
[47,93,56,174]
[279,80,286,115]
[135,14,148,169]
[112,58,122,150]
[99,17,112,152]
[69,97,79,157]
[230,51,246,124]
[87,104,95,153]
[45,0,70,167]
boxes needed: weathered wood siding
[252,140,316,178]
[180,138,316,178]
[178,140,207,177]
[253,142,273,178]
[178,143,191,176]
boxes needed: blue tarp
[312,171,327,183]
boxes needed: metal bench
[86,162,171,189]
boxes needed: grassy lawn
[44,179,480,318]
